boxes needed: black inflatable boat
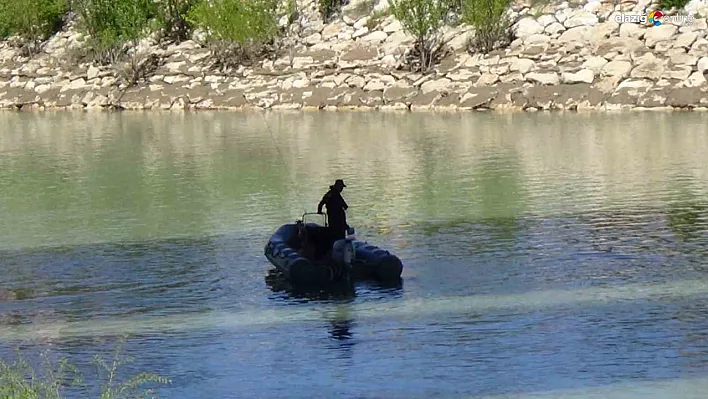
[264,213,403,286]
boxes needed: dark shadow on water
[264,269,404,302]
[263,269,357,302]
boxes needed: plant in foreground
[0,335,171,399]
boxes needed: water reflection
[324,302,357,366]
[263,269,356,302]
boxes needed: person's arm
[317,193,328,214]
[339,193,348,210]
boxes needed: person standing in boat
[317,179,349,241]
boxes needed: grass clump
[0,0,67,56]
[462,0,513,54]
[659,0,690,10]
[187,0,280,70]
[364,7,389,30]
[0,352,79,399]
[0,336,170,399]
[389,0,453,72]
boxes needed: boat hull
[264,223,403,285]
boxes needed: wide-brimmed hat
[334,179,346,188]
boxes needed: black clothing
[318,188,349,239]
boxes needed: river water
[0,111,707,398]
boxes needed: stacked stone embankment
[1,0,708,111]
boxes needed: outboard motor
[331,237,355,280]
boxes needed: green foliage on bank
[659,0,690,10]
[72,0,158,63]
[155,0,200,42]
[0,0,67,54]
[463,0,513,53]
[389,0,512,71]
[0,337,170,399]
[187,0,281,69]
[389,0,452,71]
[318,0,346,22]
[0,0,517,68]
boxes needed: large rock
[666,48,698,66]
[477,73,500,86]
[563,11,598,28]
[679,17,707,33]
[558,26,597,44]
[546,22,566,35]
[322,23,344,40]
[459,87,498,109]
[339,47,378,68]
[601,60,633,78]
[537,15,557,27]
[361,31,388,44]
[619,23,645,39]
[675,32,700,49]
[525,34,551,46]
[562,69,595,84]
[383,87,417,102]
[420,78,453,94]
[595,37,645,57]
[526,72,560,85]
[410,91,441,110]
[698,57,708,72]
[582,56,608,73]
[692,38,708,56]
[664,65,693,80]
[509,57,536,74]
[514,18,545,38]
[447,68,481,81]
[644,25,678,48]
[630,53,665,80]
[685,71,707,87]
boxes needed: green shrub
[389,0,452,72]
[0,0,67,56]
[659,0,690,10]
[188,0,280,70]
[365,7,389,30]
[284,0,298,26]
[154,0,199,43]
[319,0,346,22]
[463,0,513,54]
[73,0,157,64]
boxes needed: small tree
[0,0,67,56]
[188,0,280,70]
[155,0,199,43]
[463,0,513,54]
[74,0,157,64]
[389,0,452,72]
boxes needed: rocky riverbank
[1,0,708,112]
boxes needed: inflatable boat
[264,213,403,286]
